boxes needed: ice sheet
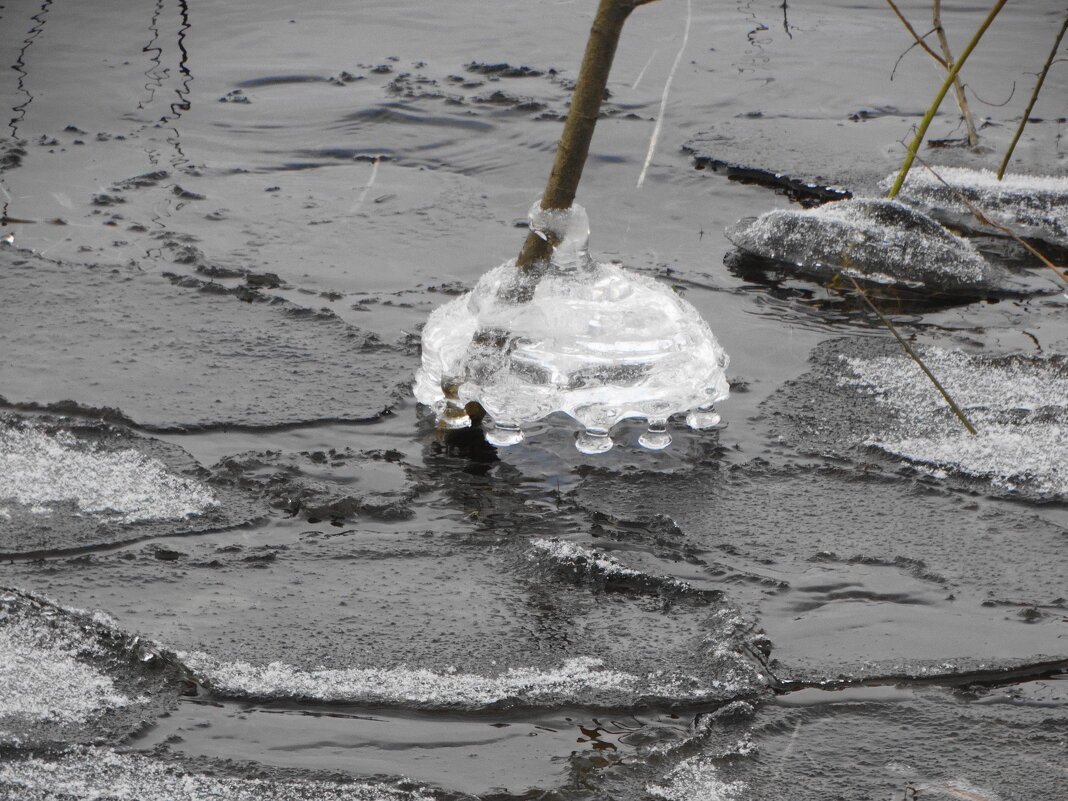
[839,348,1068,498]
[0,421,216,523]
[882,166,1068,245]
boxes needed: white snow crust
[180,651,740,707]
[0,748,434,801]
[838,349,1068,497]
[648,753,749,801]
[0,422,216,522]
[883,166,1068,244]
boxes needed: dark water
[1,1,1067,799]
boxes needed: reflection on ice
[726,197,1021,296]
[414,202,730,453]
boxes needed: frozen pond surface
[2,0,1067,799]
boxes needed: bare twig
[997,11,1068,179]
[886,0,1008,199]
[891,31,938,82]
[933,0,980,146]
[913,154,1068,287]
[516,0,660,272]
[846,275,978,436]
[885,0,948,67]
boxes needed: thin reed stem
[886,0,1008,200]
[516,0,660,272]
[846,276,978,436]
[997,12,1068,180]
[885,0,947,67]
[932,0,979,147]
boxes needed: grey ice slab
[646,679,1068,801]
[0,249,414,429]
[6,514,765,710]
[684,112,1066,201]
[571,460,1066,682]
[0,414,256,556]
[762,336,1068,503]
[725,198,1025,296]
[0,589,185,749]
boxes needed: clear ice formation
[880,167,1068,246]
[725,197,1021,295]
[413,201,730,453]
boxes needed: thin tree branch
[516,0,659,272]
[886,0,1008,199]
[997,11,1068,179]
[885,0,948,67]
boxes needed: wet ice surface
[725,197,1024,296]
[0,249,411,429]
[2,0,1068,798]
[647,680,1068,801]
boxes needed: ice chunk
[0,420,216,523]
[725,197,1021,295]
[881,166,1068,246]
[414,201,730,452]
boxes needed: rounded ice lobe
[413,203,730,451]
[725,197,1021,296]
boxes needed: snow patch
[0,422,216,523]
[0,609,131,728]
[839,349,1068,497]
[0,748,435,801]
[181,651,738,707]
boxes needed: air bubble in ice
[414,201,730,452]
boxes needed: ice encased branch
[414,202,730,453]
